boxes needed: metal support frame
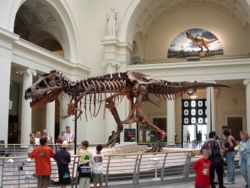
[105,156,111,188]
[133,155,140,185]
[160,153,168,181]
[183,152,192,179]
[135,154,143,185]
[74,95,78,155]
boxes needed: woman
[223,130,236,184]
[239,131,250,188]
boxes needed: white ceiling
[129,0,250,39]
[14,0,63,44]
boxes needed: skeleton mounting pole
[74,95,78,155]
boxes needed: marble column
[117,62,129,143]
[0,46,12,144]
[59,84,75,138]
[244,80,250,134]
[21,68,36,145]
[167,100,175,145]
[102,39,131,143]
[46,101,55,143]
[206,84,215,135]
[105,62,117,141]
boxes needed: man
[63,126,74,143]
[202,132,225,188]
[28,136,54,188]
[186,131,190,144]
[42,130,53,144]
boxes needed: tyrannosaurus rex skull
[24,70,63,109]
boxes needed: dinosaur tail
[205,38,217,44]
[148,81,229,100]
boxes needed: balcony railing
[131,54,250,65]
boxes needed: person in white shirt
[91,144,104,188]
[42,129,53,144]
[63,126,74,143]
[35,131,41,145]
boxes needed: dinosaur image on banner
[168,28,223,58]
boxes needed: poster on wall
[168,28,223,58]
[124,129,136,142]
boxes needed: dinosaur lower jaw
[30,89,62,109]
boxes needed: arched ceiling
[14,0,66,57]
[128,0,250,42]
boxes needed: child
[91,145,104,188]
[193,149,211,188]
[53,141,71,188]
[28,136,54,188]
[77,140,92,188]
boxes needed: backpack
[77,163,92,178]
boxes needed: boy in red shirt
[28,136,54,188]
[193,149,211,188]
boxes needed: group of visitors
[77,140,104,188]
[194,130,250,188]
[29,130,53,145]
[27,135,104,188]
[29,126,75,146]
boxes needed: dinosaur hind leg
[204,45,209,53]
[104,95,123,147]
[199,45,203,52]
[127,85,166,152]
[139,115,166,152]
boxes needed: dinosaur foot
[104,133,119,148]
[145,142,162,153]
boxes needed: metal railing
[0,150,195,188]
[0,145,240,188]
[0,144,75,156]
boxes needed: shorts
[58,164,71,185]
[92,173,104,183]
[37,175,50,188]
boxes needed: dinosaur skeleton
[24,70,227,151]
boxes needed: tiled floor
[147,176,245,188]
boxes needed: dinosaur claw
[145,142,162,153]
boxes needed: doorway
[8,81,20,143]
[138,118,166,143]
[227,117,243,141]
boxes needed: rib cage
[62,71,226,100]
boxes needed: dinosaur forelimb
[104,93,124,147]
